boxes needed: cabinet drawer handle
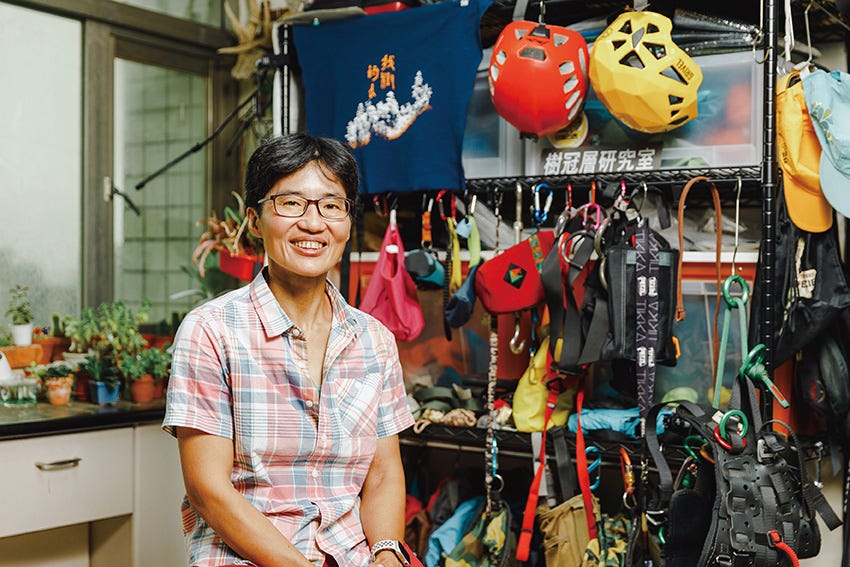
[35,457,82,471]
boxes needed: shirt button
[311,469,319,478]
[306,400,314,409]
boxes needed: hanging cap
[803,69,850,220]
[777,70,833,232]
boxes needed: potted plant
[38,364,75,406]
[62,307,98,363]
[5,284,34,346]
[193,191,264,281]
[89,299,152,361]
[32,313,72,364]
[118,353,154,403]
[80,354,122,405]
[142,345,172,398]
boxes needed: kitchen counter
[0,399,166,440]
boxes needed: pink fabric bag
[359,217,425,342]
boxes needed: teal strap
[713,292,749,408]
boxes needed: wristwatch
[370,539,410,565]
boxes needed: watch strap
[370,539,410,565]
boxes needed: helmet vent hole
[495,50,507,65]
[563,76,578,93]
[631,27,645,47]
[553,33,567,47]
[559,61,575,75]
[647,23,659,34]
[565,90,580,109]
[670,115,689,126]
[660,65,687,84]
[490,65,500,81]
[519,46,546,61]
[620,51,645,69]
[644,42,666,60]
[669,94,684,105]
[579,49,587,74]
[515,28,529,40]
[619,21,632,34]
[612,39,626,50]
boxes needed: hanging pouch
[405,249,445,289]
[475,230,555,314]
[600,222,679,364]
[359,217,426,342]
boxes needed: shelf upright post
[759,0,779,421]
[271,22,291,137]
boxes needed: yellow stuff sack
[512,337,577,432]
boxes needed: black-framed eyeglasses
[257,194,354,220]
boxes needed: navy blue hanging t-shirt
[292,0,490,194]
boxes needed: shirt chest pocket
[335,372,382,436]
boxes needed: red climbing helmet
[488,20,589,137]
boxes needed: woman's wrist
[373,548,404,566]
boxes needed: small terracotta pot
[44,375,73,406]
[129,374,155,403]
[73,370,91,402]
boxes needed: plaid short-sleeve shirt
[163,272,414,567]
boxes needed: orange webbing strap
[676,175,723,375]
[574,389,597,540]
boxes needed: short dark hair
[244,133,359,211]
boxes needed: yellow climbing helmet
[589,10,703,134]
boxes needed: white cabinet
[0,423,188,566]
[0,428,133,538]
[132,423,188,567]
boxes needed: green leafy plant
[5,284,34,325]
[38,364,74,379]
[50,313,65,338]
[118,353,150,381]
[192,191,264,278]
[63,299,152,359]
[63,308,98,353]
[89,299,152,360]
[140,346,172,379]
[79,354,122,390]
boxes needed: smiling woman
[163,133,415,567]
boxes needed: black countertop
[0,400,166,441]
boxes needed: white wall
[0,3,82,325]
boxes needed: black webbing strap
[551,426,578,501]
[764,420,842,531]
[542,229,595,374]
[577,292,608,366]
[635,220,660,419]
[340,234,353,304]
[353,200,366,306]
[645,400,709,509]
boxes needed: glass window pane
[113,0,222,27]
[0,4,81,333]
[114,59,208,327]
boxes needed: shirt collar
[249,268,363,338]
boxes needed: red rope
[768,530,800,567]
